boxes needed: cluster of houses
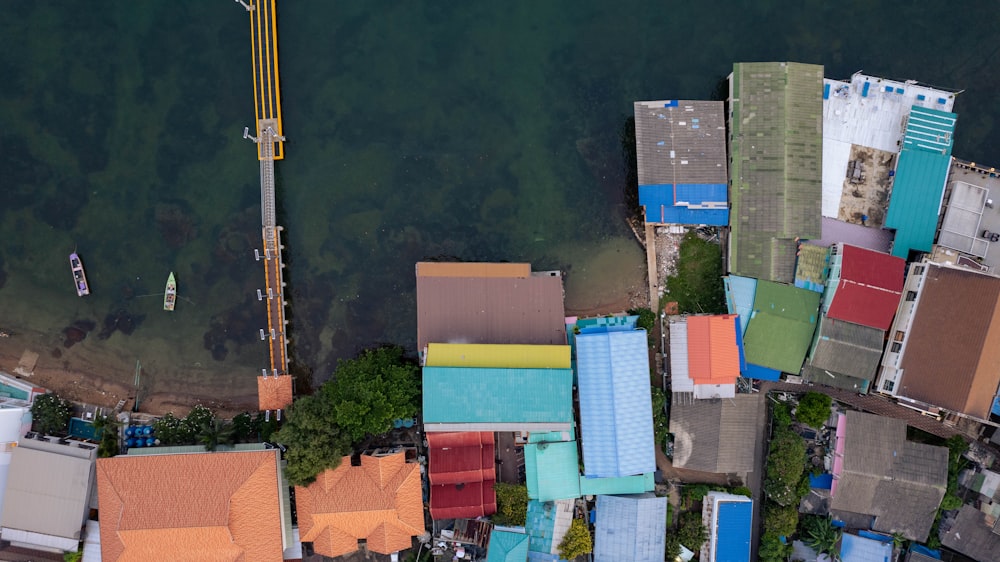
[638,62,1000,560]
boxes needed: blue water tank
[126,438,135,448]
[125,427,134,437]
[402,418,414,428]
[142,426,152,436]
[146,437,155,446]
[133,439,144,448]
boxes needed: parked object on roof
[70,252,90,296]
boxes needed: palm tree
[804,516,842,558]
[92,414,121,458]
[199,419,235,452]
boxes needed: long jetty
[245,0,293,417]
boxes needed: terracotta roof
[416,262,530,278]
[257,375,293,411]
[416,264,566,351]
[427,432,497,520]
[898,264,1000,419]
[96,450,284,561]
[686,315,741,385]
[826,244,906,330]
[296,453,424,558]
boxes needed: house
[701,492,752,562]
[523,431,581,502]
[728,61,824,283]
[936,159,1000,272]
[524,499,574,561]
[877,260,1000,421]
[830,411,947,541]
[802,243,905,391]
[884,106,959,259]
[576,329,655,478]
[940,504,1000,562]
[669,394,765,483]
[592,493,666,562]
[426,431,497,520]
[838,533,893,562]
[820,72,956,251]
[669,314,743,400]
[96,447,289,561]
[741,280,821,376]
[0,435,96,553]
[257,373,293,413]
[415,262,567,354]
[487,527,530,562]
[633,100,728,226]
[422,366,573,432]
[296,452,423,558]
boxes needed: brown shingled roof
[416,262,566,351]
[296,453,424,558]
[96,450,284,561]
[258,374,294,411]
[898,264,1000,419]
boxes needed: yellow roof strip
[425,343,571,369]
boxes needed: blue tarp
[862,82,870,97]
[992,395,1000,417]
[743,363,781,381]
[809,473,833,490]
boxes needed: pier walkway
[246,0,293,415]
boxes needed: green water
[1,2,998,397]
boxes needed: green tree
[765,502,799,538]
[31,393,73,435]
[63,551,82,562]
[940,493,962,511]
[759,533,792,562]
[802,516,841,556]
[663,232,726,314]
[677,511,707,551]
[198,419,234,452]
[651,387,668,450]
[558,518,592,560]
[152,413,187,445]
[730,486,752,498]
[274,394,351,486]
[183,405,215,436]
[664,533,682,561]
[795,392,832,428]
[322,346,420,442]
[231,412,254,443]
[764,429,807,507]
[772,401,793,430]
[252,410,279,442]
[494,483,529,526]
[93,415,120,458]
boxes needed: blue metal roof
[715,499,753,562]
[640,182,729,225]
[743,363,781,381]
[422,367,573,424]
[839,533,893,562]
[992,395,1000,417]
[524,440,581,502]
[576,330,656,478]
[724,276,757,337]
[579,472,655,496]
[884,106,957,258]
[487,528,530,562]
[593,494,666,562]
[525,501,558,555]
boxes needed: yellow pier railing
[250,0,284,160]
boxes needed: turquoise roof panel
[593,493,667,562]
[487,528,530,562]
[422,367,573,424]
[579,472,655,496]
[524,440,581,502]
[724,275,758,337]
[576,330,656,478]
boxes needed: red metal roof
[826,244,906,330]
[427,432,496,520]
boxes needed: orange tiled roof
[258,374,294,411]
[96,450,284,562]
[686,314,741,385]
[296,452,424,558]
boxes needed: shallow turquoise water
[1,2,998,397]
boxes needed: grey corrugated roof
[940,505,1000,562]
[832,411,947,541]
[633,100,728,186]
[806,317,885,381]
[729,62,824,282]
[593,493,667,562]
[669,394,764,474]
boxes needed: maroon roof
[415,262,567,352]
[427,432,497,520]
[826,244,906,330]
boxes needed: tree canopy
[764,428,807,507]
[558,518,593,560]
[494,483,529,526]
[31,393,73,435]
[796,392,832,428]
[274,346,421,486]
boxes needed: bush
[651,387,668,450]
[759,533,792,562]
[730,486,752,498]
[772,401,793,430]
[31,393,73,435]
[764,502,799,538]
[795,392,832,428]
[764,428,807,507]
[663,232,726,314]
[677,511,707,552]
[558,518,592,560]
[494,483,528,526]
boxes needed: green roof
[422,367,573,427]
[524,440,581,502]
[884,106,958,258]
[487,528,530,562]
[742,281,820,373]
[579,472,655,496]
[729,62,824,282]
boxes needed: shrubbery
[31,393,73,435]
[494,483,528,526]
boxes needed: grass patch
[663,232,726,314]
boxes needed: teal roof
[488,528,530,562]
[579,472,655,496]
[524,440,581,502]
[742,281,820,374]
[884,106,957,258]
[422,367,573,425]
[525,500,574,559]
